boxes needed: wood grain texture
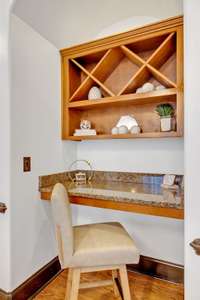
[61,16,183,141]
[66,131,181,141]
[33,269,184,300]
[70,196,184,219]
[40,193,183,219]
[68,88,177,109]
[119,265,131,300]
[0,256,183,300]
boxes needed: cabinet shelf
[61,16,183,140]
[68,88,177,110]
[66,131,181,141]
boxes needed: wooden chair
[51,183,140,300]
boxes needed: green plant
[155,103,174,117]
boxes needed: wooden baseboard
[128,255,184,284]
[0,257,61,300]
[0,255,183,299]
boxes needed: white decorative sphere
[111,127,119,135]
[136,87,143,94]
[156,84,166,90]
[142,82,154,93]
[130,125,141,134]
[118,125,129,134]
[88,86,102,100]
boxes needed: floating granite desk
[39,171,184,220]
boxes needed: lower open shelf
[66,131,181,141]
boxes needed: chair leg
[112,270,120,297]
[65,268,72,300]
[119,265,131,300]
[69,268,81,300]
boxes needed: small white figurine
[116,115,138,130]
[88,86,102,100]
[136,87,143,94]
[142,82,154,93]
[156,84,166,90]
[136,82,155,93]
[80,120,91,129]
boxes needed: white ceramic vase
[88,86,102,100]
[160,116,172,132]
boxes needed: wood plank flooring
[33,269,184,300]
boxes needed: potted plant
[155,103,174,132]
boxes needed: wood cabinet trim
[40,191,183,220]
[60,16,183,57]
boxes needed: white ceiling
[12,0,183,49]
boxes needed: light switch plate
[23,157,31,172]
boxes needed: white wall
[7,0,184,292]
[185,0,200,299]
[75,15,184,265]
[0,0,12,292]
[76,140,184,264]
[13,0,183,48]
[77,139,183,174]
[10,15,77,289]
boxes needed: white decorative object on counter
[163,174,176,186]
[118,125,129,134]
[116,115,138,130]
[111,127,119,135]
[156,84,166,90]
[130,125,141,134]
[75,172,87,184]
[80,120,91,129]
[88,86,102,100]
[161,174,178,190]
[160,116,172,132]
[68,159,93,184]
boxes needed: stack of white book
[73,129,97,136]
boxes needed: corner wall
[185,0,200,298]
[0,0,12,292]
[10,15,77,290]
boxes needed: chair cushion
[69,222,139,268]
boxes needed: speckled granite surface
[39,170,183,188]
[39,171,184,209]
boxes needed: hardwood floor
[33,269,184,300]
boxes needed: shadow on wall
[96,16,159,38]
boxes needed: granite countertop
[40,180,184,209]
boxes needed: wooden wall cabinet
[60,16,183,141]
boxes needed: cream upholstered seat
[72,222,139,268]
[51,183,140,300]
